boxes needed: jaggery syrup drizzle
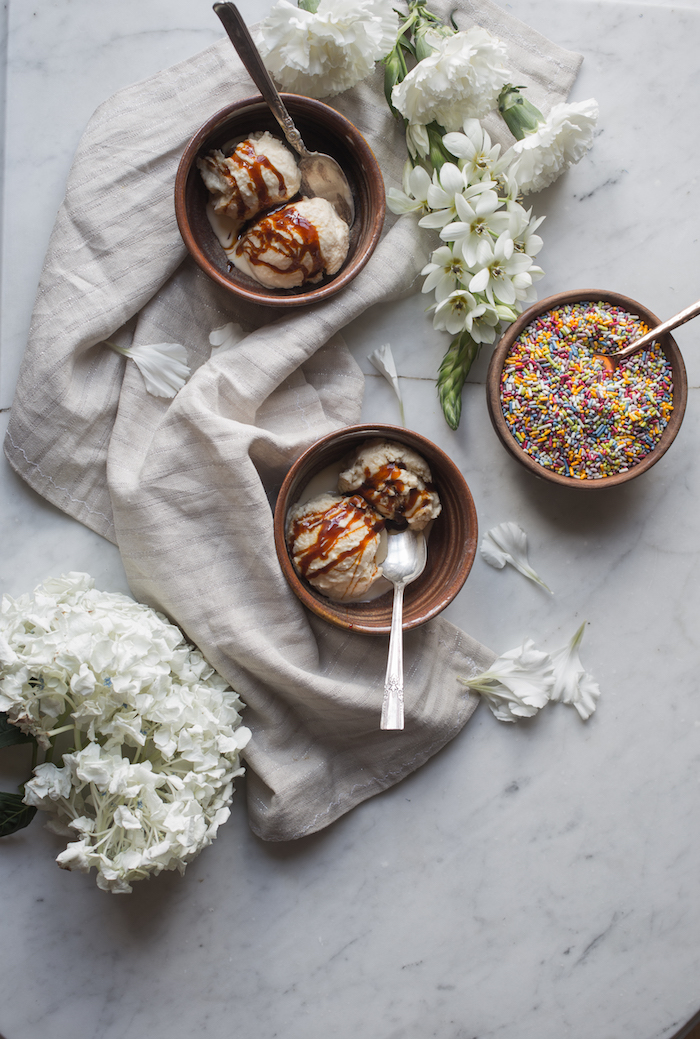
[236,204,324,280]
[291,496,384,578]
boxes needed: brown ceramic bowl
[273,424,478,635]
[486,289,688,489]
[174,95,385,307]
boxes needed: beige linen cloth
[4,0,582,840]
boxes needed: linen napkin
[4,0,582,841]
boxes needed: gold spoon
[593,298,700,372]
[213,2,355,227]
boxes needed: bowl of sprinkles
[486,290,688,488]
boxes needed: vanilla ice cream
[232,196,350,289]
[286,492,385,601]
[338,439,441,531]
[197,131,301,227]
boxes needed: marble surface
[1,1,700,1037]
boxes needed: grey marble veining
[2,1,700,1038]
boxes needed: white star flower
[467,233,534,307]
[440,188,512,266]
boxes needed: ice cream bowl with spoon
[174,95,385,307]
[486,289,688,489]
[273,424,479,635]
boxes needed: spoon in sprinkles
[592,297,700,372]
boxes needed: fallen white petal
[480,521,551,592]
[549,622,601,720]
[369,343,405,425]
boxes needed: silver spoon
[380,529,428,731]
[592,297,700,371]
[213,2,355,227]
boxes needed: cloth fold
[4,0,582,840]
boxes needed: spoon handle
[381,583,405,730]
[615,297,700,359]
[213,3,309,158]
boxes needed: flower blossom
[461,639,554,722]
[258,0,399,97]
[461,627,601,723]
[504,97,599,194]
[391,26,510,131]
[0,573,251,893]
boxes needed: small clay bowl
[486,289,688,489]
[174,95,385,307]
[273,424,478,635]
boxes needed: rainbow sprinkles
[499,301,674,479]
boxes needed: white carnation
[258,0,399,98]
[391,27,510,131]
[506,98,599,194]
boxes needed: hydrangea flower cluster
[0,573,251,893]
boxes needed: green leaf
[0,791,37,837]
[0,712,36,749]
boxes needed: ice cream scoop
[197,131,301,227]
[232,197,350,289]
[286,493,385,601]
[338,439,442,530]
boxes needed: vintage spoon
[213,2,355,227]
[593,297,700,372]
[380,529,428,731]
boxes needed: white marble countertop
[2,0,700,1037]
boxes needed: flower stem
[437,330,480,430]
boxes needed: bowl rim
[486,288,688,489]
[273,423,478,635]
[174,94,386,308]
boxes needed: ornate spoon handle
[381,582,405,730]
[213,2,309,157]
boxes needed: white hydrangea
[0,573,251,893]
[258,0,399,98]
[391,27,510,131]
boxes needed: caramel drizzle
[291,496,384,579]
[224,140,286,221]
[357,461,429,519]
[236,204,325,280]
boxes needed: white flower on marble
[368,343,405,425]
[257,0,399,98]
[480,521,551,592]
[209,321,245,353]
[0,572,251,893]
[391,27,510,130]
[106,339,190,398]
[462,626,601,723]
[549,622,601,720]
[461,639,554,722]
[504,98,599,195]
